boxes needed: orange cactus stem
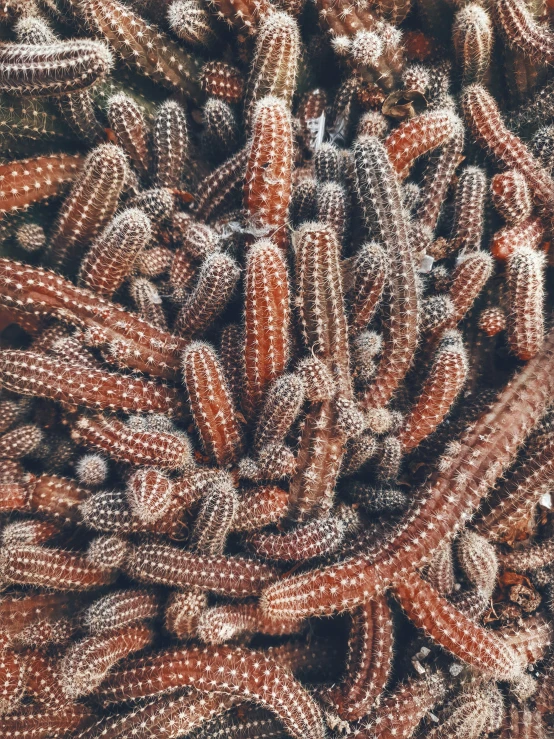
[0,39,112,97]
[244,12,300,128]
[356,672,447,739]
[261,326,554,620]
[295,222,352,396]
[124,541,279,597]
[78,692,239,739]
[0,259,187,381]
[83,589,159,634]
[476,431,554,543]
[393,570,524,680]
[322,595,393,721]
[196,603,304,643]
[494,0,554,66]
[79,208,152,298]
[0,153,83,217]
[71,416,192,469]
[182,342,243,466]
[47,143,128,269]
[246,504,359,561]
[231,485,290,532]
[397,330,468,452]
[462,84,554,213]
[1,545,117,590]
[385,108,462,180]
[506,244,546,360]
[0,351,183,416]
[245,97,293,251]
[200,61,244,104]
[244,239,291,418]
[96,645,325,739]
[490,215,544,261]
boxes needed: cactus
[174,252,240,336]
[491,169,532,224]
[244,12,300,128]
[47,143,128,269]
[75,0,201,100]
[354,136,418,409]
[245,97,293,251]
[453,4,493,84]
[79,208,152,297]
[167,0,218,48]
[244,239,290,417]
[397,330,468,452]
[182,342,243,466]
[0,39,112,96]
[107,92,152,179]
[506,244,545,360]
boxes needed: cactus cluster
[2,0,554,737]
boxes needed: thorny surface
[2,0,554,737]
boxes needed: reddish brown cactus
[245,97,293,251]
[244,239,290,418]
[182,342,243,466]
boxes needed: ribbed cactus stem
[244,11,300,128]
[354,136,418,410]
[245,97,293,251]
[244,239,290,418]
[79,208,152,297]
[0,39,112,96]
[75,0,201,100]
[47,143,128,269]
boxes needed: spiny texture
[354,136,418,410]
[295,222,351,396]
[75,0,201,100]
[126,541,277,595]
[453,4,492,84]
[254,372,305,450]
[261,327,554,620]
[394,570,523,679]
[0,153,83,215]
[0,40,112,96]
[491,169,533,225]
[462,84,554,212]
[47,143,128,269]
[244,239,290,418]
[0,350,182,415]
[200,61,244,104]
[168,0,218,48]
[244,12,300,129]
[397,330,468,452]
[191,472,238,554]
[107,93,151,180]
[506,245,545,361]
[97,646,325,739]
[182,342,242,466]
[348,242,387,336]
[174,252,240,336]
[4,3,554,736]
[79,207,152,297]
[450,165,487,253]
[153,99,189,189]
[245,97,293,251]
[494,0,554,66]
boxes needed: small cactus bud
[167,0,218,48]
[75,453,108,488]
[15,222,46,252]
